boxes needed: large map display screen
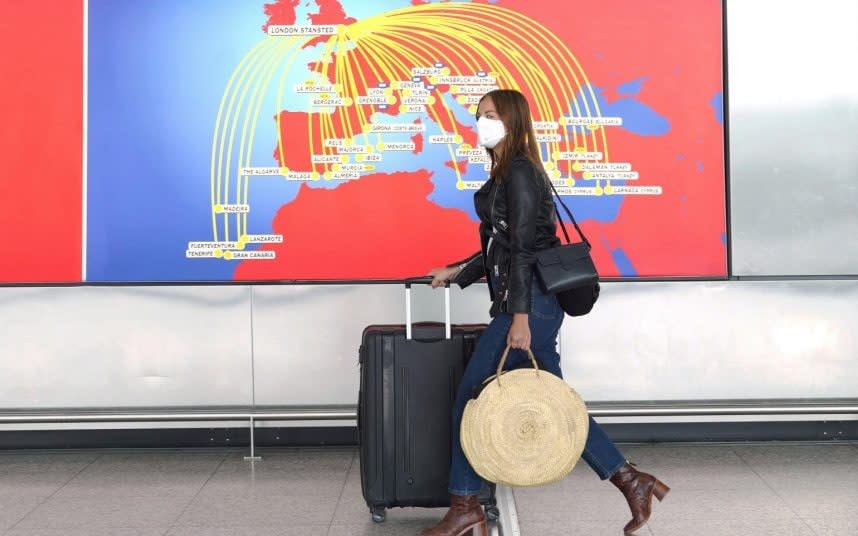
[1,0,726,283]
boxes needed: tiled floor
[0,442,855,535]
[515,442,858,535]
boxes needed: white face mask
[476,116,506,149]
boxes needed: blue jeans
[448,281,627,495]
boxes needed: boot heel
[652,480,670,501]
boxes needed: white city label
[268,25,337,36]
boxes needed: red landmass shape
[272,110,314,170]
[255,0,727,279]
[445,160,467,174]
[233,171,481,280]
[261,0,299,33]
[501,0,726,277]
[262,0,356,47]
[411,133,423,153]
[309,0,356,25]
[411,119,423,153]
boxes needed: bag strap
[548,179,591,248]
[495,345,539,386]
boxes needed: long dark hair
[477,89,545,182]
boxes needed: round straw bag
[460,345,589,487]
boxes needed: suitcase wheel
[371,506,386,523]
[485,505,500,522]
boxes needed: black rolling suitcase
[358,279,498,523]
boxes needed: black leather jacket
[448,154,560,317]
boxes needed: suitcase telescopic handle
[404,278,451,341]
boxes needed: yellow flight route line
[495,9,608,163]
[382,1,616,195]
[376,24,526,182]
[451,3,613,191]
[324,27,357,178]
[381,20,557,166]
[377,13,482,138]
[314,39,341,179]
[361,30,468,181]
[336,31,384,177]
[413,13,577,174]
[358,33,465,185]
[235,39,288,238]
[425,11,579,159]
[509,24,597,178]
[339,26,387,154]
[211,1,618,246]
[241,39,300,238]
[217,38,279,241]
[324,27,360,177]
[392,12,603,193]
[355,34,461,180]
[243,37,308,233]
[456,3,610,164]
[322,29,355,177]
[361,28,461,138]
[456,3,606,120]
[323,31,381,179]
[312,38,336,179]
[379,19,541,130]
[361,23,480,151]
[424,3,605,179]
[526,21,612,187]
[347,25,395,151]
[237,39,298,241]
[274,35,316,183]
[211,38,277,241]
[308,33,341,179]
[392,19,557,145]
[338,28,378,153]
[334,29,359,157]
[365,23,507,181]
[314,34,340,179]
[221,37,284,242]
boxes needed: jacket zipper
[488,181,499,276]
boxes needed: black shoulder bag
[533,182,600,317]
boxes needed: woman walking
[422,89,669,536]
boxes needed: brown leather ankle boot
[419,494,487,536]
[609,462,670,535]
